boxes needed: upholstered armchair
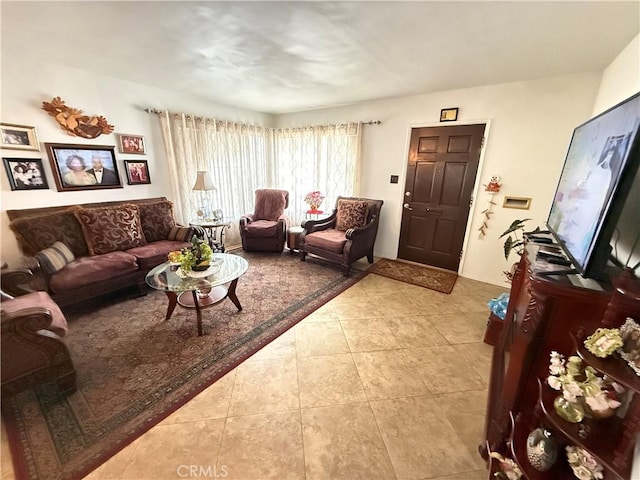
[1,268,77,397]
[300,196,383,275]
[239,189,290,252]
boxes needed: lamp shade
[192,171,216,191]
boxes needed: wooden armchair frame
[300,196,383,275]
[1,269,77,397]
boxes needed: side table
[189,219,232,253]
[287,226,304,254]
[305,210,330,221]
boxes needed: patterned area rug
[2,251,364,480]
[367,258,458,294]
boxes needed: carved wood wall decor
[41,97,114,139]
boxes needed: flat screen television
[547,91,640,280]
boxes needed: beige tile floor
[1,270,507,480]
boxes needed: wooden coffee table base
[163,278,242,336]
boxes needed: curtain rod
[143,108,381,125]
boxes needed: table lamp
[192,171,216,220]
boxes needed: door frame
[398,118,493,274]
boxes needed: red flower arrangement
[304,191,325,213]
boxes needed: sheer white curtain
[271,122,361,225]
[157,113,362,243]
[159,113,271,245]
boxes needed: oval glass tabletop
[145,253,249,293]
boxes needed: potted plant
[167,236,213,273]
[499,219,540,281]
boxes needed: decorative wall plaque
[42,97,114,139]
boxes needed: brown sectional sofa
[7,197,196,308]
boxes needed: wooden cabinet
[481,243,640,479]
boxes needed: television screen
[547,92,640,279]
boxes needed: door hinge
[460,250,464,259]
[481,137,485,148]
[469,196,474,207]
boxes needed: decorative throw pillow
[9,209,89,257]
[34,241,75,274]
[137,200,176,242]
[168,226,195,242]
[74,204,147,255]
[335,199,368,231]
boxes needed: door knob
[403,203,413,210]
[426,208,430,212]
[405,191,411,197]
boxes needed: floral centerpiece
[304,190,325,212]
[566,446,603,480]
[547,351,623,420]
[167,236,212,273]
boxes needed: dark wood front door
[398,124,485,271]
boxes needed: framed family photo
[118,134,146,155]
[45,143,122,192]
[1,123,40,151]
[2,158,49,190]
[124,160,151,185]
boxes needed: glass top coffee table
[145,253,249,336]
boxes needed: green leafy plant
[499,219,542,282]
[499,218,533,261]
[177,236,212,272]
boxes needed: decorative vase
[526,427,558,471]
[553,396,584,423]
[196,285,212,299]
[309,203,319,212]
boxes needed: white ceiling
[2,1,639,115]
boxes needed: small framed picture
[118,134,146,155]
[2,158,49,190]
[124,160,151,185]
[45,143,123,192]
[619,317,640,376]
[584,327,623,358]
[440,108,459,122]
[1,123,40,151]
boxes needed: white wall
[4,35,637,285]
[591,34,640,272]
[592,34,640,115]
[277,73,601,285]
[0,51,273,265]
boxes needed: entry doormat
[2,251,364,480]
[367,258,458,294]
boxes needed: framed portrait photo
[2,158,49,191]
[619,317,640,376]
[45,143,123,192]
[124,160,151,185]
[118,134,146,155]
[1,123,40,151]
